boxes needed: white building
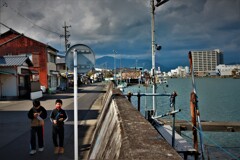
[169,69,177,77]
[0,55,42,99]
[167,66,188,77]
[216,64,240,76]
[190,49,224,76]
[185,66,190,75]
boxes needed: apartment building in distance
[189,49,224,76]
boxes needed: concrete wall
[89,82,182,159]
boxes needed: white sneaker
[38,147,44,152]
[29,150,36,155]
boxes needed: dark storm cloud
[1,0,240,67]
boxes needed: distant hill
[95,56,170,71]
[226,62,240,65]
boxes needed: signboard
[65,44,96,159]
[66,44,95,74]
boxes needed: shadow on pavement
[0,108,100,160]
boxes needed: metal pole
[113,50,116,82]
[145,87,147,118]
[73,49,78,160]
[137,92,141,111]
[170,92,177,148]
[151,0,156,116]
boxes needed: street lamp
[151,0,169,116]
[113,50,117,81]
[155,0,169,7]
[155,44,162,51]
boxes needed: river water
[123,78,240,160]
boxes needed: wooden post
[190,91,198,159]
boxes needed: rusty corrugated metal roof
[0,55,33,67]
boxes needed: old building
[0,29,59,93]
[0,55,42,99]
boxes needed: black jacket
[50,108,68,126]
[28,106,47,126]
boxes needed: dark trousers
[52,125,64,147]
[30,126,44,150]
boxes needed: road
[0,83,105,160]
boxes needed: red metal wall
[0,33,49,88]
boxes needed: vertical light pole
[151,0,169,116]
[113,50,117,82]
[73,49,78,160]
[151,0,156,115]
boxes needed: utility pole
[63,21,71,56]
[62,21,71,88]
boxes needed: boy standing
[50,99,68,154]
[28,99,47,155]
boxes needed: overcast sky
[1,0,240,67]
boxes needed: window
[48,75,57,88]
[49,54,56,63]
[19,76,25,87]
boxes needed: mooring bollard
[127,91,132,102]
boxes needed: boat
[117,81,128,91]
[156,75,168,84]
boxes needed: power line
[0,22,11,29]
[1,1,62,37]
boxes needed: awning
[30,70,39,74]
[0,71,15,75]
[50,70,59,75]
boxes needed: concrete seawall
[88,82,182,159]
